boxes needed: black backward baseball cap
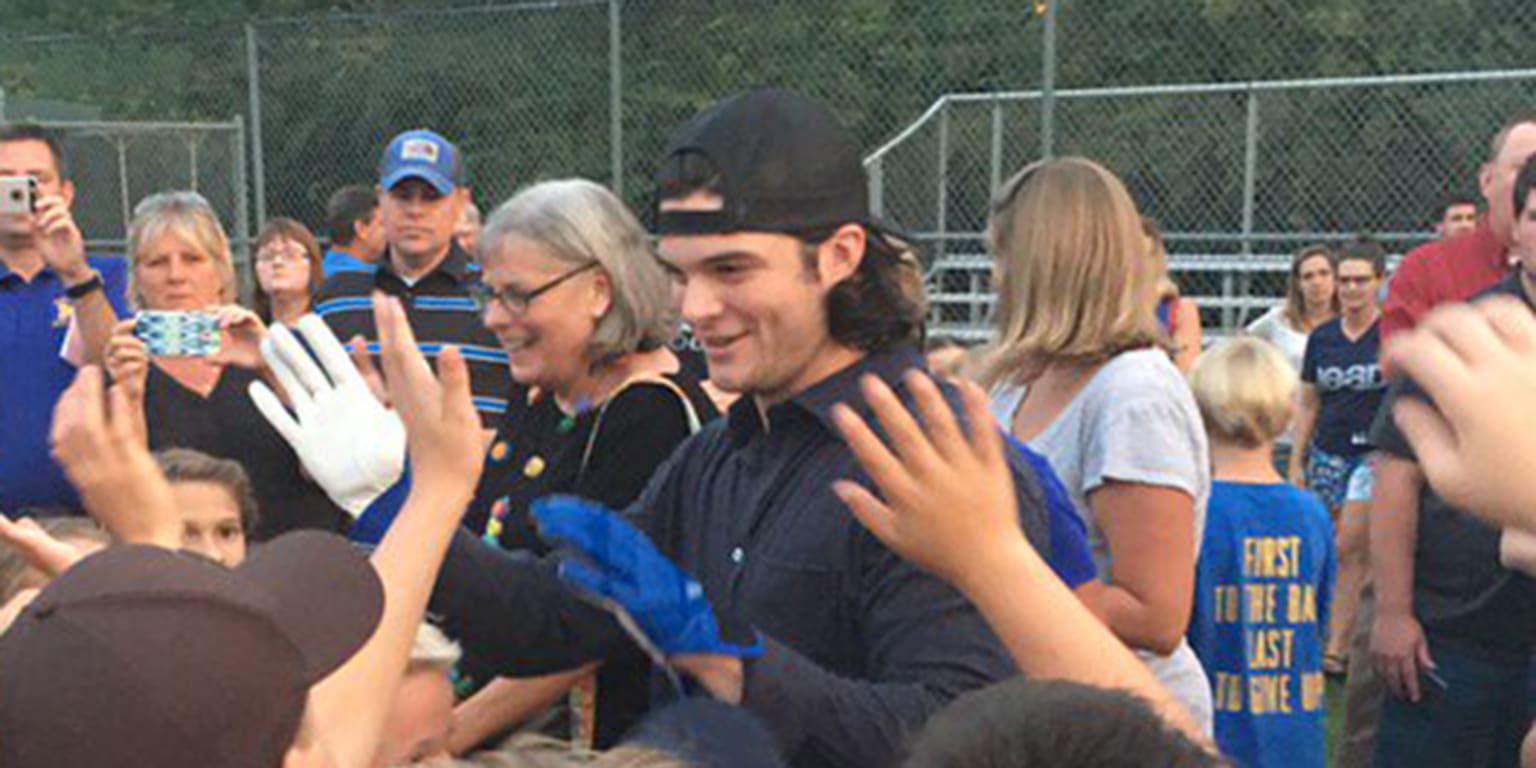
[655,87,908,248]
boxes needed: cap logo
[400,139,441,163]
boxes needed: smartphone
[0,176,36,215]
[1423,667,1449,693]
[134,311,222,357]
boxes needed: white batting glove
[248,315,406,517]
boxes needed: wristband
[347,467,413,547]
[63,271,103,300]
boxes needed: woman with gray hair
[102,191,347,538]
[451,179,718,753]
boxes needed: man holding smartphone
[0,123,129,514]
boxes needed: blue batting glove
[532,495,761,659]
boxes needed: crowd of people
[0,91,1532,768]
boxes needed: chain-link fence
[251,2,616,230]
[875,70,1536,341]
[2,0,1534,323]
[0,24,249,255]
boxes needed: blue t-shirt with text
[1189,481,1335,768]
[1300,317,1386,457]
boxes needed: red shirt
[1381,217,1512,341]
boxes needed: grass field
[1326,677,1347,766]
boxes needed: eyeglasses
[470,262,598,314]
[255,247,305,265]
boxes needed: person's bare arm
[1171,299,1203,375]
[1084,484,1196,655]
[49,367,179,549]
[35,195,116,366]
[1369,454,1432,702]
[448,666,597,756]
[830,371,1206,745]
[0,589,40,635]
[306,294,485,768]
[0,515,88,579]
[102,319,151,446]
[1289,384,1321,486]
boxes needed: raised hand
[49,367,180,548]
[348,335,390,407]
[31,194,89,284]
[372,293,482,507]
[304,294,489,767]
[1385,296,1536,529]
[830,371,1022,591]
[248,313,407,517]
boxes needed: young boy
[1188,337,1337,768]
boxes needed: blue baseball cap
[379,129,463,194]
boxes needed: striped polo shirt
[314,243,515,425]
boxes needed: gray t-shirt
[992,348,1214,734]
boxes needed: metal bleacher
[923,250,1299,345]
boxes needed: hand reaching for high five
[830,371,1023,592]
[1385,296,1536,529]
[304,293,487,768]
[249,314,407,517]
[372,293,483,508]
[829,369,1211,746]
[49,367,180,549]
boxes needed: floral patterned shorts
[1306,446,1369,510]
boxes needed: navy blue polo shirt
[0,256,129,512]
[430,345,1060,768]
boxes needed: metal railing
[866,68,1536,338]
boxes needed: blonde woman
[983,158,1214,733]
[104,191,346,538]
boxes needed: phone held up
[0,175,37,216]
[134,311,223,358]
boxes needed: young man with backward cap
[264,89,1085,768]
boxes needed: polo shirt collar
[377,242,477,287]
[0,258,57,287]
[725,344,926,441]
